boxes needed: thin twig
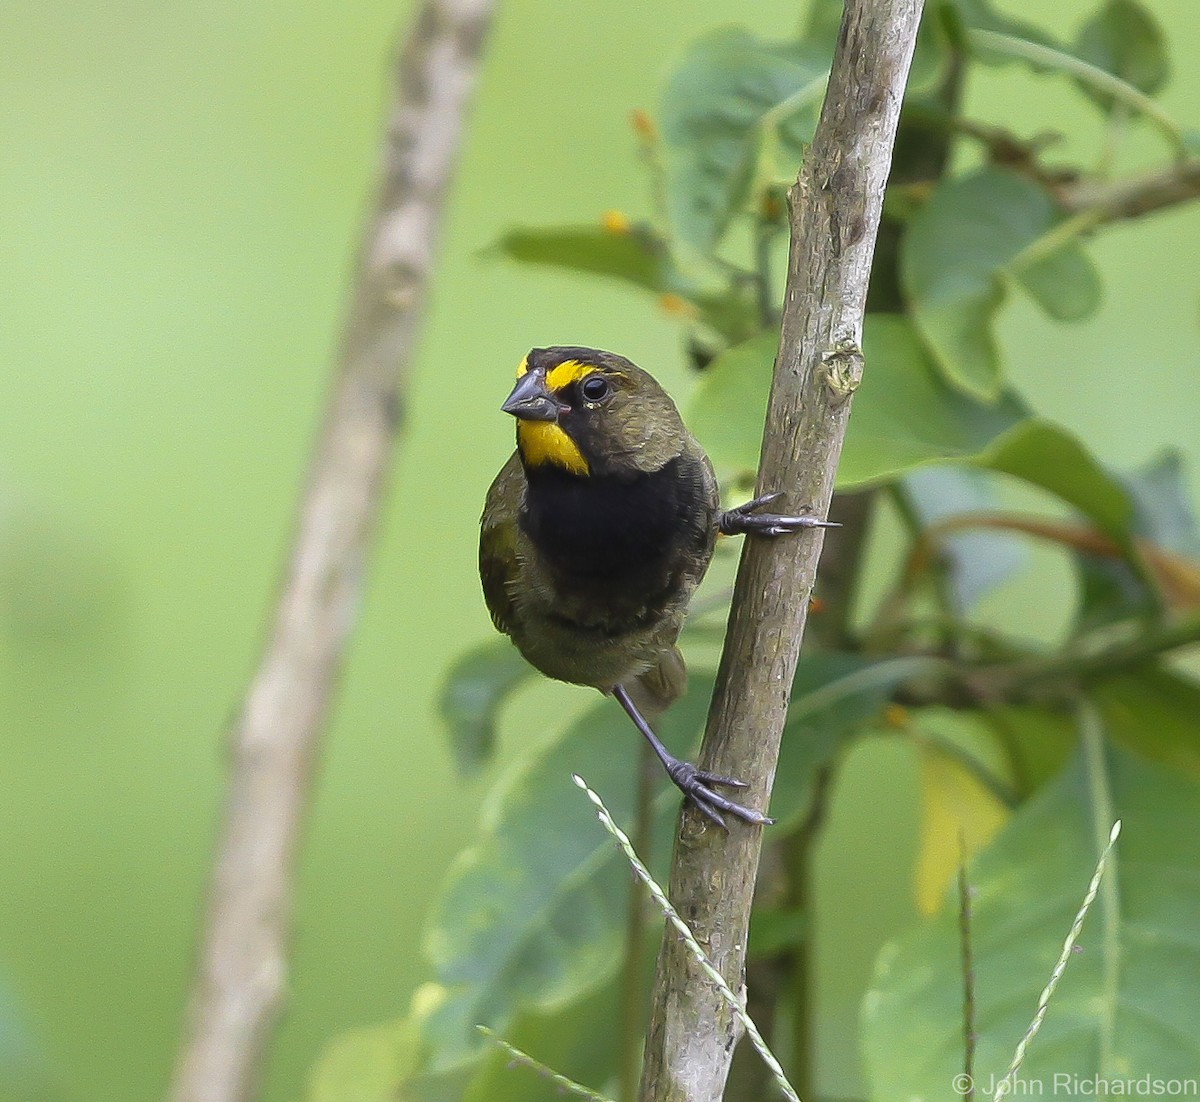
[166,4,496,1101]
[573,776,800,1102]
[967,30,1186,158]
[638,3,925,1098]
[957,831,976,1102]
[992,821,1122,1102]
[1057,159,1200,222]
[478,1027,616,1102]
[618,740,657,1102]
[1079,701,1121,1087]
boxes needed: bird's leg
[718,492,839,537]
[612,684,774,829]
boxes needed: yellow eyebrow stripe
[546,360,598,391]
[514,356,607,392]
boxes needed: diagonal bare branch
[638,1,925,1099]
[167,3,496,1101]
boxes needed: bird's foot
[664,757,774,830]
[718,492,839,537]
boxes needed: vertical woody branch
[168,3,495,1101]
[638,2,924,1100]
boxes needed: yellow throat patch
[517,420,590,475]
[513,357,595,476]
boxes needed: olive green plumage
[479,347,717,711]
[480,345,833,826]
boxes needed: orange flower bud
[658,293,698,319]
[601,209,631,235]
[883,703,910,729]
[630,109,657,141]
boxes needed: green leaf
[863,743,1200,1098]
[902,466,1030,612]
[307,1017,424,1102]
[1093,664,1200,781]
[913,742,1009,915]
[687,318,1027,488]
[902,167,1100,398]
[1073,451,1199,632]
[417,681,711,1075]
[1126,450,1200,559]
[462,981,622,1102]
[439,639,536,774]
[949,0,1060,52]
[976,419,1134,550]
[1014,240,1103,321]
[748,907,808,958]
[0,978,62,1102]
[1074,0,1169,107]
[980,705,1076,798]
[685,329,773,476]
[661,28,827,254]
[773,653,948,831]
[488,225,671,293]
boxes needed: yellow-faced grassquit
[479,346,835,826]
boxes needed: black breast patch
[520,455,710,590]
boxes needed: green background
[1,1,1197,1100]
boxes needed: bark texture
[638,1,925,1098]
[167,3,495,1101]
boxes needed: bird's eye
[580,375,610,401]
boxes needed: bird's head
[501,346,688,478]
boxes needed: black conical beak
[501,370,560,422]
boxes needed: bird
[479,345,835,827]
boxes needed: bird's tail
[627,646,687,720]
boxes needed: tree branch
[637,2,924,1099]
[166,4,495,1101]
[1055,159,1200,222]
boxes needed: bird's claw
[665,759,774,829]
[718,492,839,537]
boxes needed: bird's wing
[478,451,525,637]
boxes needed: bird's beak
[501,370,560,421]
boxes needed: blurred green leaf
[863,743,1200,1098]
[1074,0,1169,108]
[691,285,761,344]
[1073,451,1200,631]
[1093,664,1200,780]
[0,977,64,1102]
[748,906,808,958]
[1127,450,1200,559]
[1014,240,1103,321]
[976,418,1134,549]
[913,741,1010,915]
[902,466,1030,612]
[981,705,1076,798]
[685,329,773,475]
[902,167,1100,398]
[799,0,845,50]
[773,654,948,830]
[950,0,1060,50]
[687,318,1027,487]
[307,1017,423,1102]
[488,225,671,293]
[462,981,622,1102]
[417,681,710,1076]
[661,29,827,254]
[439,639,535,774]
